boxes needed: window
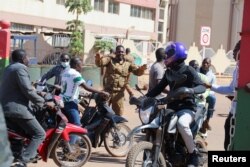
[131,6,141,17]
[94,0,105,12]
[130,5,154,20]
[158,33,163,43]
[159,8,165,20]
[108,0,119,14]
[52,34,70,48]
[56,0,65,5]
[158,22,164,32]
[11,23,34,32]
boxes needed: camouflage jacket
[96,56,144,92]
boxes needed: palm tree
[65,0,92,56]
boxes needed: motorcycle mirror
[135,84,140,91]
[135,84,144,96]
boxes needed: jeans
[64,101,81,126]
[0,105,13,167]
[5,117,46,163]
[176,109,195,153]
[206,94,216,119]
[64,101,81,144]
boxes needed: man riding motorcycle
[38,53,70,95]
[146,42,206,167]
[39,53,70,86]
[0,49,53,167]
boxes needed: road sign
[200,26,211,46]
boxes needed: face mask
[61,62,70,68]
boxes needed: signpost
[200,26,211,59]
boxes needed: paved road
[28,85,230,167]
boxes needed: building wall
[85,3,155,36]
[0,0,162,63]
[172,0,243,52]
[0,0,73,29]
[175,0,196,45]
[115,0,157,8]
[163,0,244,76]
[0,0,156,38]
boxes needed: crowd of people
[0,40,244,167]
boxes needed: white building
[0,0,169,63]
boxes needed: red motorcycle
[7,92,92,167]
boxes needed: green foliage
[94,40,115,53]
[65,0,92,15]
[65,0,92,56]
[66,20,84,31]
[69,31,84,56]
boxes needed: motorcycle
[126,83,208,167]
[79,92,133,157]
[7,86,92,167]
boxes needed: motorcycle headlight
[139,106,154,124]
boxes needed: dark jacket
[146,62,206,111]
[0,62,44,119]
[40,65,65,85]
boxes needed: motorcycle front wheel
[51,133,92,167]
[104,123,132,157]
[195,135,208,167]
[126,141,166,167]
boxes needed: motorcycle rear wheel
[126,141,166,167]
[104,123,132,157]
[51,133,92,167]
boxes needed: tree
[65,0,92,57]
[94,40,115,54]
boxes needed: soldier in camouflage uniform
[95,45,146,116]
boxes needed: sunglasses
[61,58,69,62]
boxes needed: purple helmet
[164,42,187,66]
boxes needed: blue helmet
[164,42,187,65]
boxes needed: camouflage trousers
[109,91,125,116]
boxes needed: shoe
[187,150,199,167]
[204,120,212,130]
[11,159,27,167]
[199,122,207,134]
[199,131,208,138]
[29,155,41,163]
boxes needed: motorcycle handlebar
[130,87,195,107]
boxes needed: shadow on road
[89,152,126,164]
[88,133,146,164]
[217,113,228,117]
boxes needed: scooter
[7,87,92,167]
[79,92,133,157]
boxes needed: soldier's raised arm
[129,63,147,76]
[95,53,112,67]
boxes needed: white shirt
[211,63,239,114]
[204,69,216,95]
[61,68,85,103]
[148,61,166,92]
